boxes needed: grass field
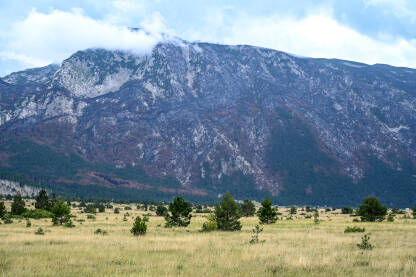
[0,201,415,276]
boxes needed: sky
[0,0,416,76]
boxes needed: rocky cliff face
[0,40,415,206]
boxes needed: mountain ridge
[0,40,415,206]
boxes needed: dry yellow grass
[0,201,415,276]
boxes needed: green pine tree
[214,193,242,231]
[35,189,50,211]
[131,216,147,236]
[164,197,192,227]
[240,199,256,217]
[11,193,26,215]
[257,197,278,224]
[358,196,387,222]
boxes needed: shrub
[35,227,44,235]
[114,208,120,214]
[200,214,217,232]
[143,215,149,222]
[84,205,97,214]
[11,193,26,215]
[87,214,96,220]
[313,210,319,224]
[156,205,168,217]
[305,206,312,212]
[214,193,242,231]
[342,207,353,214]
[357,234,373,250]
[26,219,31,228]
[94,228,108,235]
[290,206,297,214]
[358,197,387,222]
[344,226,365,233]
[3,214,13,224]
[352,218,360,222]
[22,209,54,219]
[391,208,404,214]
[412,205,416,219]
[249,225,265,244]
[51,200,71,225]
[387,213,395,222]
[64,219,75,228]
[124,206,132,210]
[164,197,192,227]
[131,216,147,236]
[240,199,256,217]
[97,204,105,213]
[257,197,277,224]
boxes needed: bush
[240,199,256,217]
[156,205,168,217]
[164,197,192,227]
[342,207,353,214]
[387,213,395,222]
[3,214,13,224]
[344,226,365,233]
[26,219,31,227]
[64,219,75,228]
[131,216,147,236]
[249,225,265,244]
[357,234,373,250]
[391,208,404,214]
[94,228,108,235]
[114,208,120,214]
[358,197,387,222]
[124,206,132,210]
[257,197,277,224]
[11,193,26,215]
[200,214,218,232]
[35,227,45,235]
[290,206,297,214]
[51,200,71,225]
[412,205,416,219]
[22,209,54,219]
[87,214,96,220]
[84,205,97,214]
[313,210,319,224]
[214,193,242,231]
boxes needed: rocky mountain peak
[0,39,415,206]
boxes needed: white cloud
[0,8,166,71]
[184,11,416,68]
[364,0,416,22]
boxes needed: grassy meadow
[0,200,415,276]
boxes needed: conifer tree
[35,189,50,211]
[240,199,256,217]
[257,197,278,224]
[11,193,26,215]
[131,216,147,236]
[164,197,192,227]
[214,193,242,231]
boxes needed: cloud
[184,10,416,68]
[0,8,166,71]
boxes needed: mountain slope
[1,40,415,206]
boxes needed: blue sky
[0,0,416,76]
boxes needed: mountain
[1,40,415,206]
